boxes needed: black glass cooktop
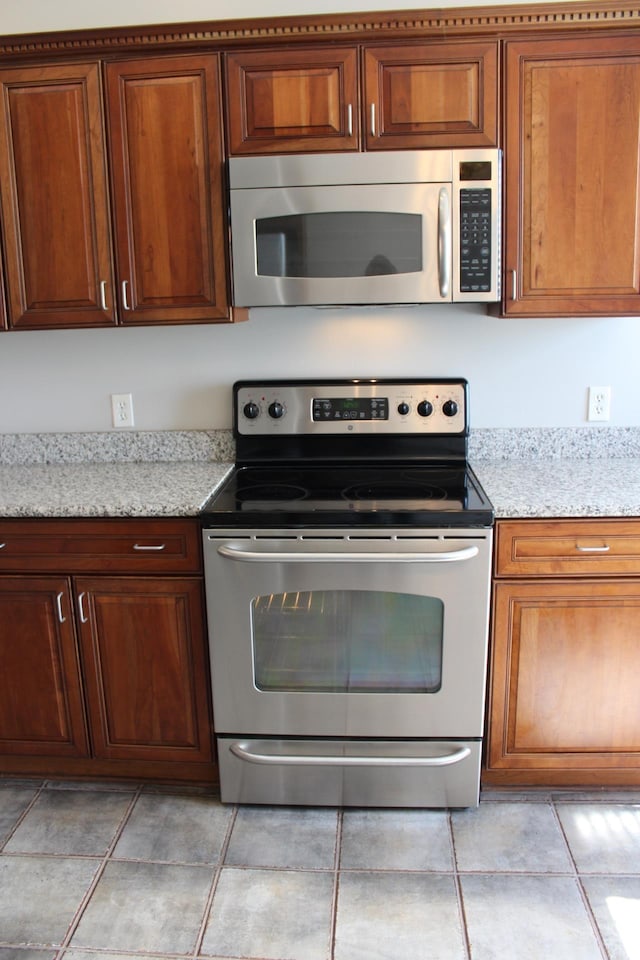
[201,463,494,529]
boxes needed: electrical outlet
[587,386,611,422]
[111,393,134,428]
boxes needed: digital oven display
[312,397,389,421]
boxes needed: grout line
[327,807,343,960]
[191,802,239,957]
[448,810,473,960]
[56,784,144,956]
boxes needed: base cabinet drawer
[495,519,640,577]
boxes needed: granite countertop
[474,458,640,519]
[2,426,640,521]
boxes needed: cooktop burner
[200,378,494,529]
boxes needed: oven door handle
[229,740,471,767]
[216,544,479,563]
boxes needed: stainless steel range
[201,378,493,808]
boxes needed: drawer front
[0,519,202,574]
[495,519,640,577]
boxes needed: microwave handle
[438,187,451,299]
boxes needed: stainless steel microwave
[228,148,501,308]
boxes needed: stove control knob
[397,402,410,416]
[268,401,285,419]
[417,400,433,418]
[243,401,260,420]
[442,399,459,417]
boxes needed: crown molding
[0,1,639,60]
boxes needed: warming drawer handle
[438,186,451,299]
[216,543,479,563]
[575,543,610,553]
[229,741,471,768]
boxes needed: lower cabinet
[485,519,640,786]
[0,519,216,784]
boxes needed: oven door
[203,528,492,740]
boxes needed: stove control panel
[235,379,468,436]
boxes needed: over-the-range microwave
[228,148,501,308]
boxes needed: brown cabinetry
[486,519,640,786]
[0,519,215,783]
[503,35,640,316]
[0,55,228,330]
[225,40,498,155]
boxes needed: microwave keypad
[459,189,491,293]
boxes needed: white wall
[1,0,637,432]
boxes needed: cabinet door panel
[225,48,359,154]
[364,41,498,149]
[0,577,89,757]
[105,56,228,323]
[0,63,116,329]
[77,577,212,763]
[504,37,640,316]
[487,580,640,780]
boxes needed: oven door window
[251,590,443,693]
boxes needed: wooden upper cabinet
[0,63,116,329]
[363,41,498,149]
[104,55,229,324]
[225,41,498,155]
[503,35,640,316]
[225,47,359,154]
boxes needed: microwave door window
[255,212,422,279]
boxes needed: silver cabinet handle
[121,280,131,311]
[133,543,166,551]
[370,102,376,137]
[511,269,517,300]
[346,103,353,137]
[217,543,478,564]
[56,591,66,624]
[437,186,451,299]
[99,280,108,310]
[230,740,471,768]
[0,543,5,549]
[77,591,89,623]
[575,544,610,553]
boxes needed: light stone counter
[0,460,234,517]
[473,459,640,519]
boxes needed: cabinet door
[76,577,212,763]
[225,47,359,154]
[363,41,498,149]
[503,36,640,316]
[105,55,229,324]
[0,63,116,329]
[0,577,89,757]
[486,579,640,785]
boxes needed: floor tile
[334,872,465,960]
[0,855,100,947]
[201,866,334,960]
[4,789,133,857]
[112,793,233,864]
[461,874,603,960]
[69,860,212,954]
[340,808,453,871]
[451,801,573,873]
[557,803,640,874]
[0,950,57,960]
[225,805,338,869]
[582,875,640,960]
[0,784,39,845]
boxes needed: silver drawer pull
[0,543,5,549]
[133,543,166,551]
[230,740,471,768]
[575,544,610,553]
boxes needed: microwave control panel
[459,189,492,294]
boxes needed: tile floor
[1,779,639,960]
